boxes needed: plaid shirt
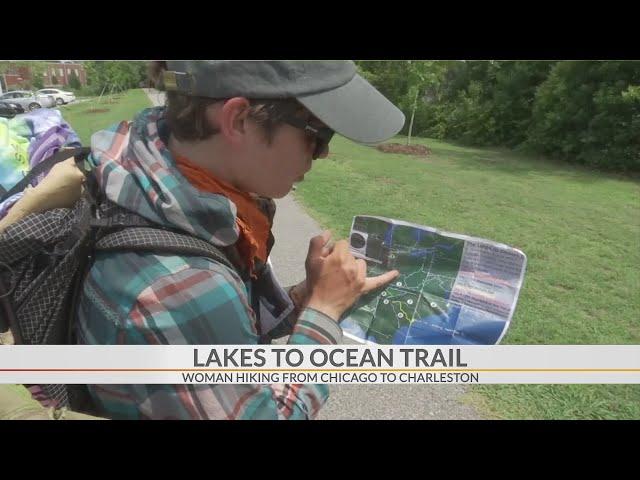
[76,108,341,419]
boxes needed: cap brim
[296,73,405,144]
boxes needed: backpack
[0,147,250,413]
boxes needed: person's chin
[267,177,302,198]
[269,184,293,199]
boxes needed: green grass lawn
[294,134,640,420]
[56,89,153,145]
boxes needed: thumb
[307,230,332,259]
[320,239,335,257]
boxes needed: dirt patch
[83,108,111,114]
[375,176,400,185]
[376,143,431,156]
[551,283,575,292]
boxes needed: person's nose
[313,141,330,160]
[318,144,330,159]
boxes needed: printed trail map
[341,216,527,345]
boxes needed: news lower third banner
[0,346,638,384]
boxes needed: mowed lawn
[57,89,153,145]
[294,134,640,419]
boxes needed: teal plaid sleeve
[79,252,342,420]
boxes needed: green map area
[344,217,466,344]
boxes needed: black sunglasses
[281,115,334,158]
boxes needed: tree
[84,61,148,95]
[404,61,447,145]
[356,60,449,143]
[526,61,640,171]
[356,61,412,110]
[359,60,639,172]
[33,75,44,90]
[490,61,555,146]
[68,71,81,90]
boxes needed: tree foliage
[68,71,81,90]
[84,61,148,95]
[357,60,640,172]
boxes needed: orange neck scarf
[174,154,271,278]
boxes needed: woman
[8,61,405,419]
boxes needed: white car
[0,91,57,111]
[36,88,76,106]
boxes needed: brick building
[43,62,87,87]
[0,62,87,92]
[1,66,32,89]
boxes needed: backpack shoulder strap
[95,227,240,276]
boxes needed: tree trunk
[407,88,419,146]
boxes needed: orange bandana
[174,154,271,278]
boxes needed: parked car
[0,101,26,118]
[0,90,56,111]
[36,88,76,106]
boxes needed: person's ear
[212,97,251,145]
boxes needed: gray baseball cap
[163,60,405,144]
